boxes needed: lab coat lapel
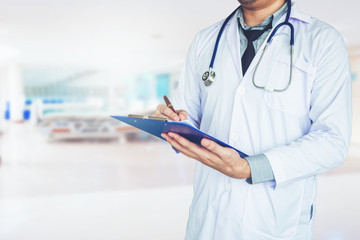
[244,12,290,77]
[224,3,306,79]
[244,3,310,77]
[225,12,242,79]
[224,8,286,80]
[244,29,273,78]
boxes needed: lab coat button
[225,183,231,191]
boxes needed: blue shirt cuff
[245,154,274,184]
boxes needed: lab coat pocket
[264,54,316,117]
[242,180,305,238]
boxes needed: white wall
[350,54,360,144]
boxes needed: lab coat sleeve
[173,33,202,128]
[264,34,352,187]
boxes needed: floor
[0,123,360,240]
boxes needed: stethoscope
[202,0,294,92]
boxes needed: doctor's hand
[152,104,188,121]
[161,132,251,179]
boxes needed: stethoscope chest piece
[202,70,216,87]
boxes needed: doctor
[153,0,352,239]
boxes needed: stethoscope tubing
[209,6,240,70]
[267,0,293,46]
[205,0,294,90]
[267,21,294,45]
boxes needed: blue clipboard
[111,115,248,158]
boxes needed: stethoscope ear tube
[204,0,294,88]
[252,44,294,93]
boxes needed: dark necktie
[241,21,272,75]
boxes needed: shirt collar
[237,1,312,30]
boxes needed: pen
[163,95,177,113]
[163,95,180,154]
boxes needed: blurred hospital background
[0,0,359,239]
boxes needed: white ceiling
[0,0,359,73]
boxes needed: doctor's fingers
[175,110,188,121]
[201,138,231,160]
[161,133,198,158]
[155,104,180,121]
[166,132,222,165]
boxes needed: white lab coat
[174,4,352,240]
